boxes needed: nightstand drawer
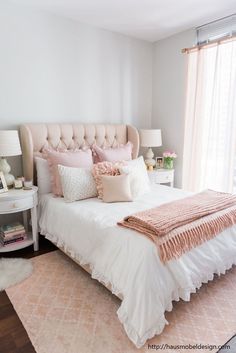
[0,197,33,213]
[148,169,174,185]
[155,171,174,184]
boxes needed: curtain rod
[196,13,235,30]
[182,34,236,53]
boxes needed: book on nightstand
[0,222,27,247]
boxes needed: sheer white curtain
[183,39,236,192]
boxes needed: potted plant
[163,151,177,169]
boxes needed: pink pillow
[101,174,132,203]
[93,142,133,162]
[44,149,93,196]
[92,161,125,199]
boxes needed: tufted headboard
[20,123,139,182]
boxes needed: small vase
[164,157,173,169]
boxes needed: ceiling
[4,0,236,41]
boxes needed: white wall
[0,4,197,190]
[0,4,153,176]
[152,30,195,187]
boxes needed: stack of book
[0,222,27,247]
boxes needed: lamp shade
[139,129,162,148]
[0,130,22,157]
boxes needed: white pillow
[58,165,97,202]
[119,156,150,199]
[35,157,52,195]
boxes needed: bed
[20,123,236,348]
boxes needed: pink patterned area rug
[6,250,236,353]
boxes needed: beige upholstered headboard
[20,123,139,182]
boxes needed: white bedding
[38,184,236,348]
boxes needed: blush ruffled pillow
[43,149,93,196]
[92,161,125,199]
[93,142,133,163]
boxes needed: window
[197,14,236,45]
[182,17,236,192]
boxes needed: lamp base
[144,148,156,168]
[0,158,15,187]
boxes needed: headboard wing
[20,123,139,182]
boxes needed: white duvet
[38,184,236,348]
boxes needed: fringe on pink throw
[118,190,236,262]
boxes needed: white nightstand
[0,186,38,252]
[148,169,174,187]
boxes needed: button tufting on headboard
[20,123,139,183]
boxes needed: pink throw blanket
[118,190,236,262]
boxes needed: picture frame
[155,156,163,169]
[0,172,8,193]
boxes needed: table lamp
[0,130,22,187]
[140,129,162,170]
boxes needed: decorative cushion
[43,149,93,196]
[92,161,125,199]
[35,157,51,195]
[119,156,150,199]
[93,142,133,162]
[101,174,132,203]
[58,165,97,202]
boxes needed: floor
[0,235,235,353]
[0,235,57,353]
